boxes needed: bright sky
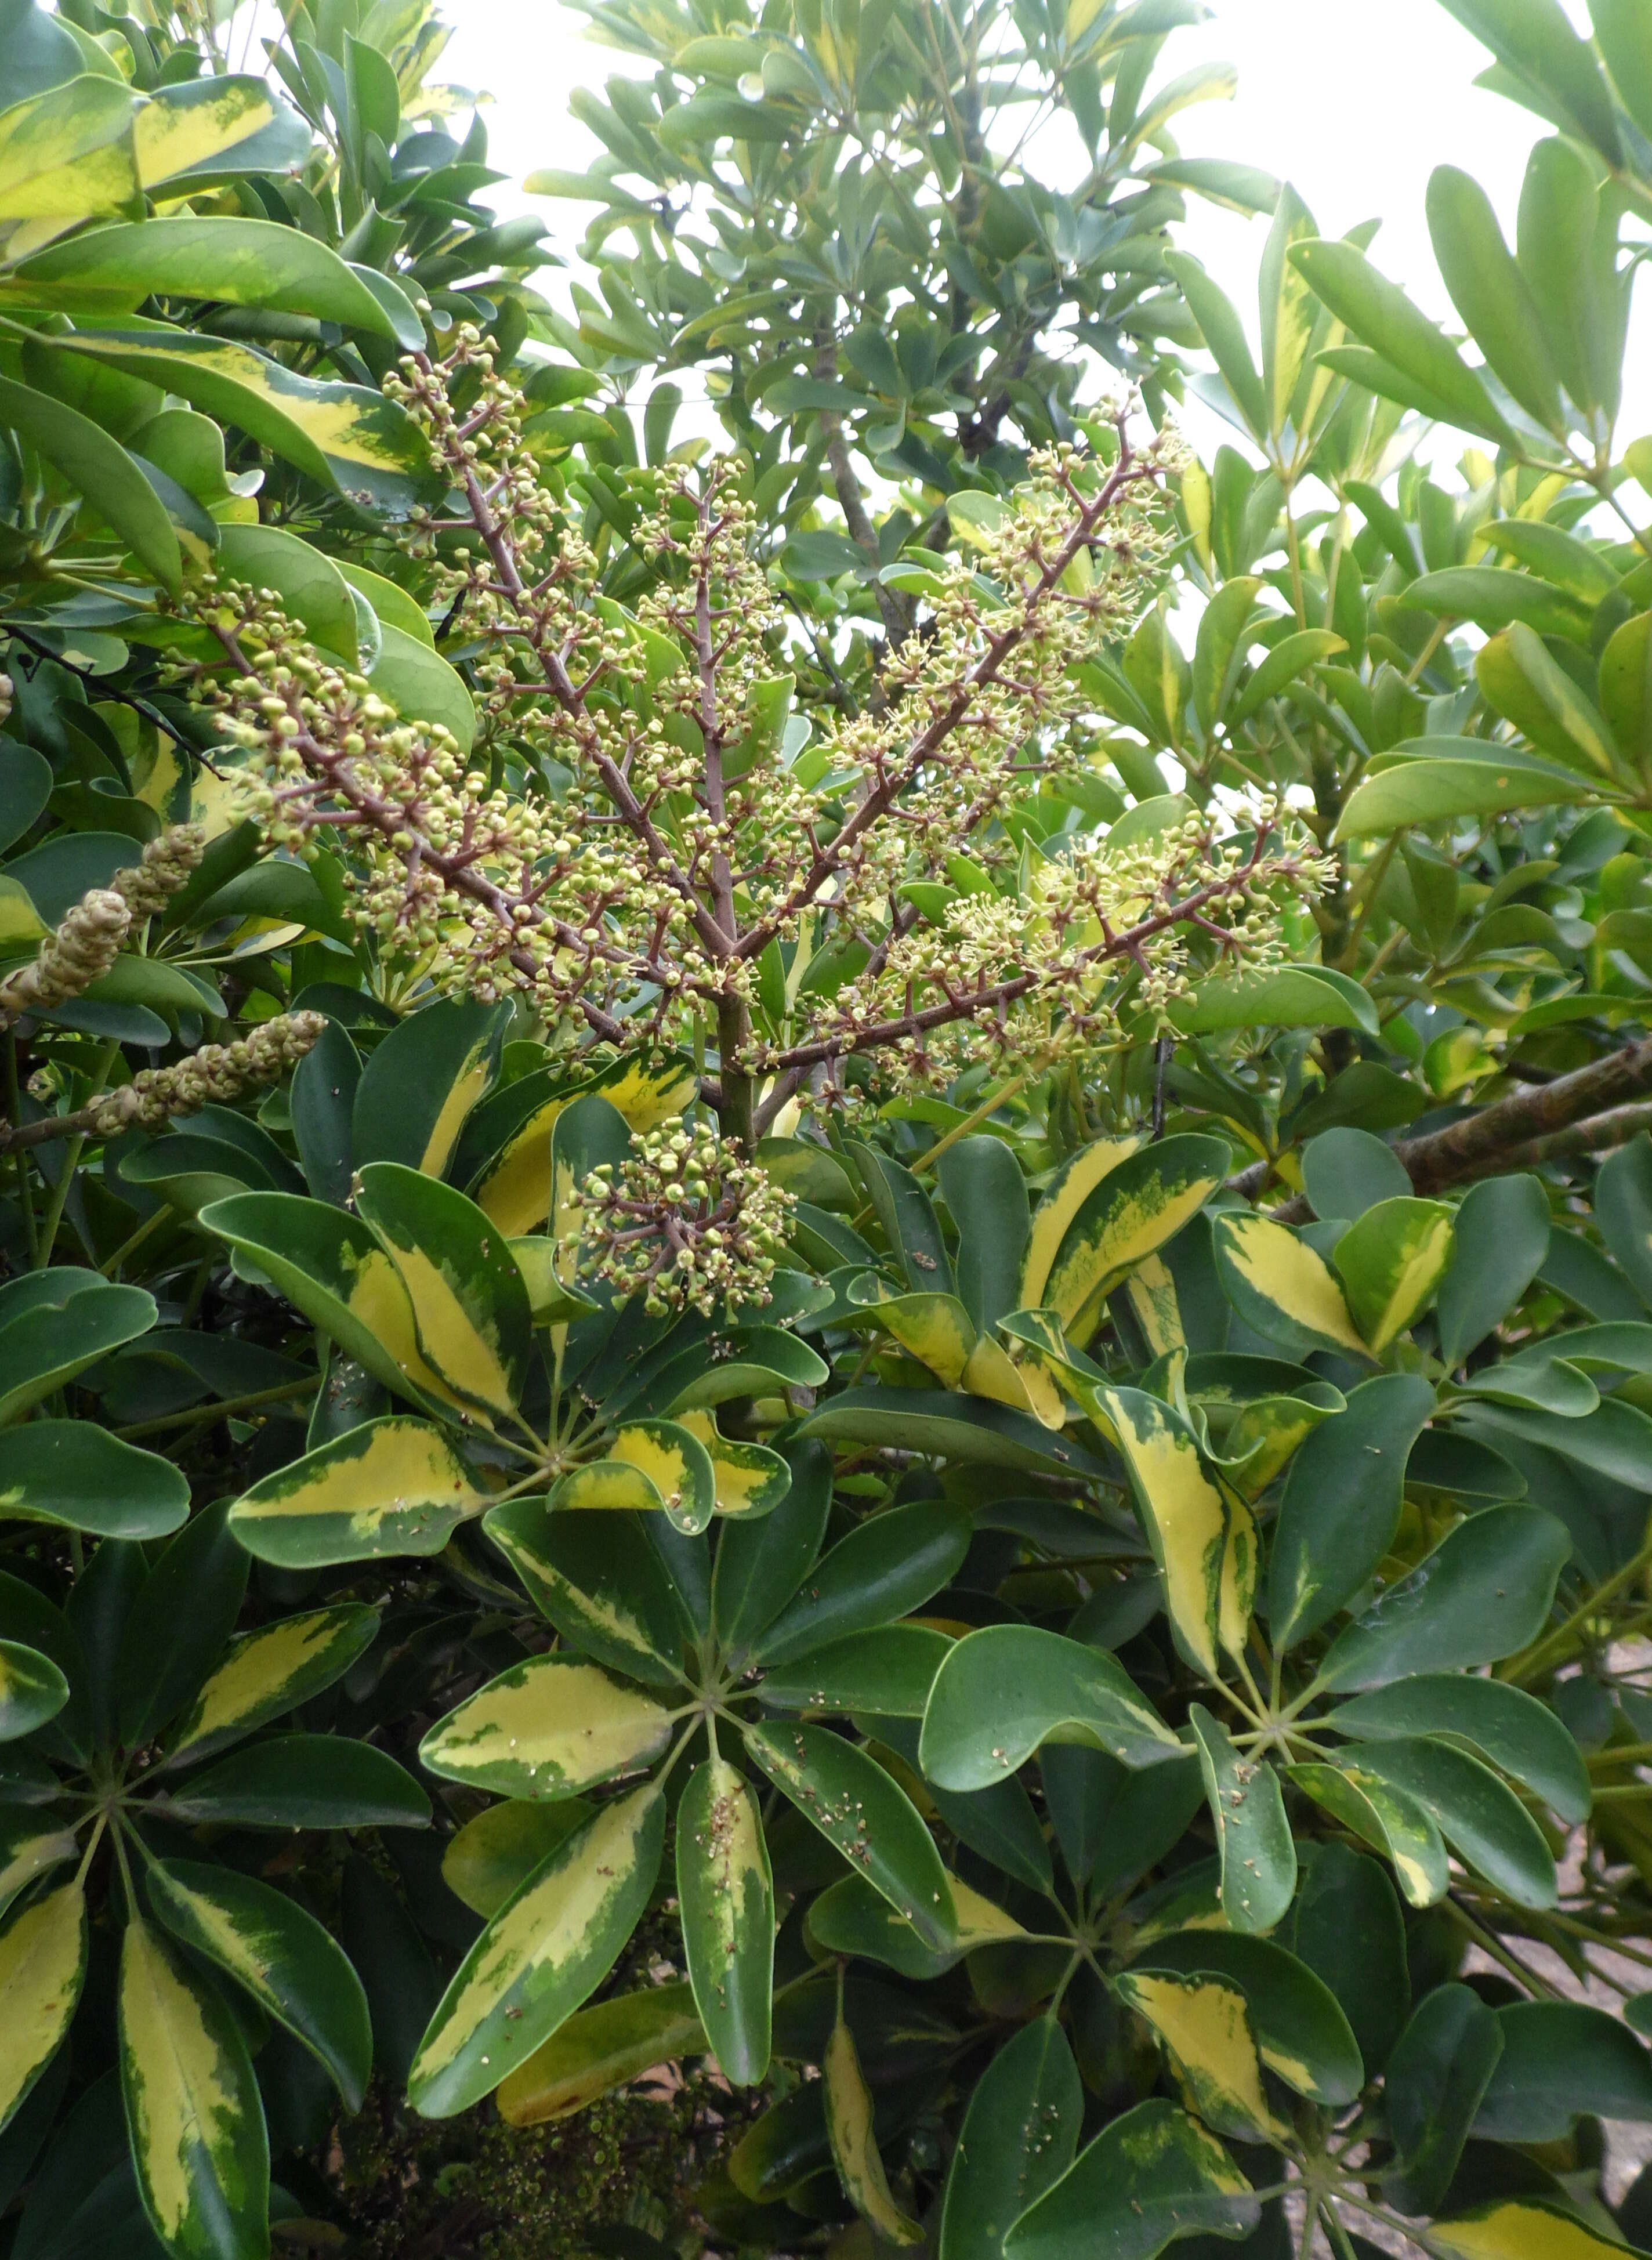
[440,0,1652,458]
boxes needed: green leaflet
[408,1780,665,2118]
[676,1755,773,2085]
[1190,1704,1296,1935]
[919,1623,1183,1788]
[937,2018,1082,2260]
[1005,2098,1260,2258]
[744,1719,956,1948]
[0,1422,188,1540]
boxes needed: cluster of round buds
[88,1011,324,1136]
[113,824,208,922]
[573,1120,796,1318]
[0,888,131,1030]
[0,675,13,729]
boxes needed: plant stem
[910,1073,1031,1176]
[114,1375,319,1440]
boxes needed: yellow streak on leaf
[421,1658,673,1797]
[0,1881,84,2125]
[412,1784,660,2087]
[1102,1390,1225,1679]
[132,82,276,183]
[823,2009,923,2244]
[1216,1215,1367,1356]
[419,1045,496,1178]
[170,1608,349,1756]
[119,1919,242,2243]
[474,1098,575,1236]
[346,1248,479,1417]
[1125,1254,1185,1358]
[1019,1136,1141,1311]
[1430,2205,1635,2260]
[1115,1971,1288,2142]
[386,1240,515,1417]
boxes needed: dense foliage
[12,2,1652,2258]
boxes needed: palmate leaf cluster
[13,2,1652,2259]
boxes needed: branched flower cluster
[175,329,1328,1141]
[571,1121,795,1317]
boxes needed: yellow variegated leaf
[132,78,285,187]
[1430,2202,1638,2259]
[0,1879,84,2134]
[962,1331,1067,1428]
[589,1051,698,1133]
[867,1291,977,1387]
[1210,1214,1368,1360]
[118,1915,266,2259]
[1331,1197,1456,1353]
[343,1244,482,1418]
[356,1169,529,1423]
[823,1991,923,2244]
[1043,1136,1230,1339]
[408,1780,665,2118]
[495,1982,705,2126]
[420,1653,678,1801]
[1098,1386,1246,1680]
[1125,1252,1186,1358]
[1114,1969,1289,2143]
[46,329,423,502]
[0,878,47,953]
[227,1418,488,1567]
[553,1458,661,1512]
[0,1821,77,1921]
[1213,1395,1337,1500]
[0,78,139,221]
[475,1096,582,1236]
[1019,1136,1142,1310]
[419,1023,506,1179]
[1286,1762,1449,1907]
[673,1408,793,1517]
[610,1419,718,1535]
[166,1602,378,1763]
